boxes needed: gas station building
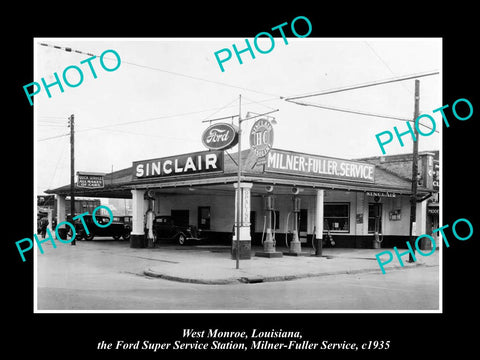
[46,145,439,259]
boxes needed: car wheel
[178,233,186,245]
[85,233,95,241]
[122,233,131,241]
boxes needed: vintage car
[152,215,203,245]
[71,214,131,241]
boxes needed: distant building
[37,194,101,221]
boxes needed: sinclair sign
[133,150,224,179]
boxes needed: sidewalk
[143,245,440,284]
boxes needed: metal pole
[69,114,76,246]
[409,80,420,261]
[236,95,242,269]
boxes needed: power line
[38,42,282,99]
[200,96,240,123]
[36,96,282,142]
[38,133,70,142]
[38,124,66,128]
[285,99,439,133]
[284,71,440,101]
[37,42,440,135]
[46,135,69,190]
[363,41,413,96]
[38,116,66,120]
[39,42,95,57]
[93,127,198,142]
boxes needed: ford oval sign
[202,123,239,151]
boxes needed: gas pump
[263,195,276,250]
[286,195,303,254]
[372,203,383,249]
[255,194,283,258]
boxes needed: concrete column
[232,182,252,260]
[314,189,325,256]
[130,189,148,248]
[55,195,66,239]
[289,197,302,253]
[56,195,66,224]
[46,208,53,232]
[415,200,429,250]
[355,192,365,235]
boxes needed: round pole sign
[249,118,274,158]
[201,123,239,151]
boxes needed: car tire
[85,233,95,241]
[122,233,131,241]
[178,233,186,245]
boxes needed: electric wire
[363,41,413,96]
[201,96,240,124]
[286,99,439,133]
[37,97,281,142]
[284,71,439,101]
[46,136,69,191]
[36,42,440,138]
[37,42,282,99]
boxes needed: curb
[143,269,239,285]
[143,262,436,285]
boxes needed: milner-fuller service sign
[133,150,224,179]
[265,149,375,183]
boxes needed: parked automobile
[152,215,203,245]
[71,214,131,241]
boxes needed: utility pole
[409,80,420,262]
[68,114,76,246]
[235,95,242,269]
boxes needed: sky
[34,38,442,196]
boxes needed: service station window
[324,203,350,232]
[198,206,211,230]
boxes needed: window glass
[198,206,211,230]
[324,203,349,232]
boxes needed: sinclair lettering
[266,149,375,183]
[133,151,224,179]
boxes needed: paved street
[36,239,439,311]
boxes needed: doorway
[368,203,383,234]
[299,208,308,243]
[198,206,211,230]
